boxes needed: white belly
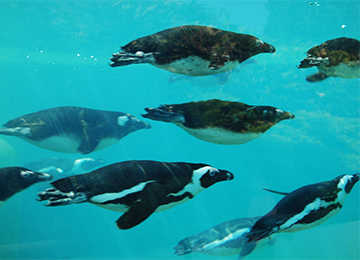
[176,124,262,144]
[21,135,119,154]
[152,56,240,76]
[23,135,81,153]
[320,61,360,79]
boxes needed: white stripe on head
[117,116,129,126]
[168,166,215,197]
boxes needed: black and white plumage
[37,160,234,229]
[110,25,275,76]
[0,106,151,154]
[0,167,53,206]
[142,99,295,145]
[174,216,276,259]
[247,173,360,242]
[23,157,106,176]
[297,37,360,82]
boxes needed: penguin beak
[268,45,276,53]
[281,111,295,120]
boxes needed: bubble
[77,54,81,57]
[341,24,347,28]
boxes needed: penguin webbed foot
[306,71,329,82]
[142,107,185,123]
[109,51,156,67]
[37,188,88,206]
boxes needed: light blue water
[0,1,359,259]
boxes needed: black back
[50,160,208,197]
[122,25,275,64]
[3,106,148,141]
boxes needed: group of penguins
[1,25,360,259]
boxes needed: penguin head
[6,167,53,192]
[117,114,151,132]
[243,36,276,55]
[254,106,295,124]
[193,166,234,189]
[334,173,360,194]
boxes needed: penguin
[0,106,151,154]
[0,167,53,206]
[110,25,275,76]
[142,99,295,145]
[247,173,360,242]
[174,216,276,259]
[297,37,360,82]
[23,157,106,176]
[37,160,234,229]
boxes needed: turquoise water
[0,1,359,259]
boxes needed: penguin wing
[116,181,166,229]
[238,241,257,259]
[78,126,104,154]
[209,52,230,70]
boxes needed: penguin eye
[255,39,263,46]
[21,170,33,178]
[208,168,219,177]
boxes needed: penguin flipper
[37,188,88,206]
[306,71,329,82]
[142,107,185,123]
[263,188,289,196]
[78,127,102,154]
[238,241,257,259]
[116,182,164,229]
[209,53,230,70]
[109,51,156,67]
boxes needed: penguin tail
[109,51,156,67]
[37,175,90,206]
[246,225,278,243]
[142,107,185,123]
[297,56,329,69]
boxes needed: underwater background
[0,0,359,259]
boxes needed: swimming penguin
[23,157,106,176]
[0,167,52,206]
[110,25,275,76]
[37,160,234,229]
[0,106,151,154]
[297,37,360,82]
[174,216,276,259]
[142,99,295,145]
[247,173,360,242]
